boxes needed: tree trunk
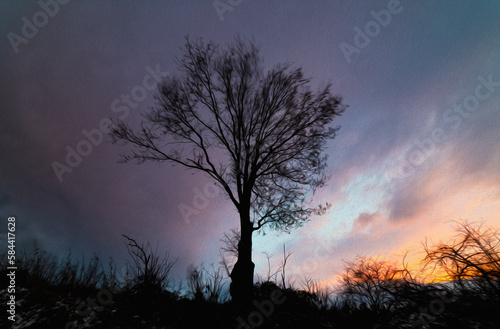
[230,208,255,304]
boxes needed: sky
[1,0,499,289]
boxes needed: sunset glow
[1,0,499,299]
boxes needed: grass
[0,222,499,328]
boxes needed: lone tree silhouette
[111,36,347,303]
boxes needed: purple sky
[1,0,500,286]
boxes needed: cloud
[1,0,500,293]
[350,212,385,236]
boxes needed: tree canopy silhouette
[424,221,500,296]
[111,35,347,303]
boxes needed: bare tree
[338,256,403,312]
[424,221,500,296]
[112,36,346,303]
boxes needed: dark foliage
[1,222,499,328]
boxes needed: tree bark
[230,207,255,304]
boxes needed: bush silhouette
[1,221,500,328]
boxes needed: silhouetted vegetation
[1,221,499,328]
[122,234,177,294]
[111,35,347,303]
